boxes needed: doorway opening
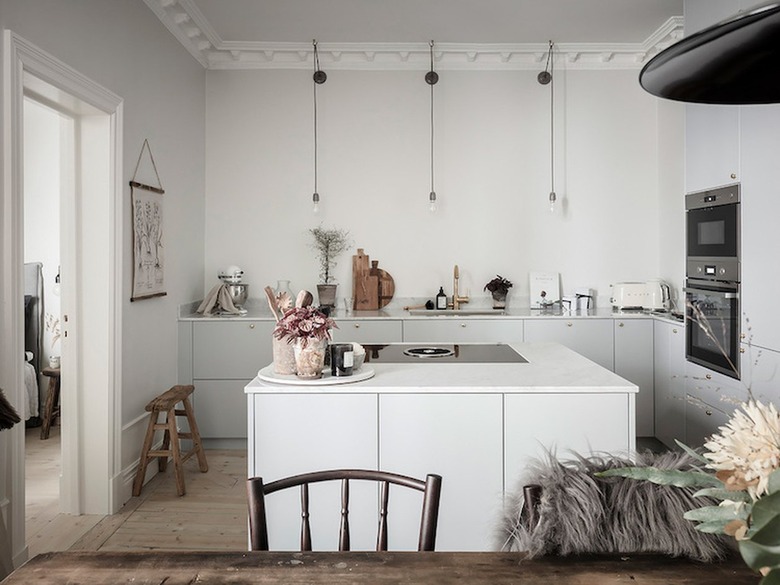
[3,31,124,564]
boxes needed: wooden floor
[24,425,248,555]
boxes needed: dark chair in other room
[247,469,442,551]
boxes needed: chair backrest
[247,469,442,552]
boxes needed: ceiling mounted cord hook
[426,40,439,212]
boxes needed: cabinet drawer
[403,319,523,343]
[524,319,614,370]
[331,319,403,343]
[192,320,275,379]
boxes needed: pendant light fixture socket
[429,191,437,212]
[312,192,320,213]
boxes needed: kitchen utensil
[264,286,281,321]
[296,290,314,308]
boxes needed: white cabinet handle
[249,324,255,329]
[672,328,678,334]
[567,322,573,327]
[461,323,467,328]
[730,173,737,179]
[618,322,624,328]
[705,374,712,380]
[354,324,360,328]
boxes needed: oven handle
[684,287,739,299]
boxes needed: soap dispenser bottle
[436,287,448,310]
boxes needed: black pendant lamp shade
[639,1,780,104]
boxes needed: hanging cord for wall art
[425,40,439,212]
[312,40,327,213]
[538,40,556,213]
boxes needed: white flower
[704,400,780,499]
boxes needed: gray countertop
[179,298,685,325]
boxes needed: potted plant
[273,306,337,379]
[484,275,513,309]
[309,225,351,308]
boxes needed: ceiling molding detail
[144,0,684,71]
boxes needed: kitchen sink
[407,309,506,316]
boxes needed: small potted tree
[309,225,351,308]
[484,275,513,309]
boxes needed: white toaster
[610,281,670,311]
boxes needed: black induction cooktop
[363,343,527,364]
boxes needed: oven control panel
[687,257,739,282]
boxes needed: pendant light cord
[548,41,555,195]
[430,41,435,195]
[313,40,320,196]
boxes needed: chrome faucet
[449,265,470,310]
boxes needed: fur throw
[498,450,731,561]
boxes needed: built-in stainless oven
[685,183,741,379]
[685,278,740,379]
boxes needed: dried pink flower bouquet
[273,306,336,347]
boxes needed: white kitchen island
[245,342,637,552]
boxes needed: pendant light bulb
[312,192,320,214]
[429,191,437,213]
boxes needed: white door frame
[2,30,123,564]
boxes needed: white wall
[0,0,206,564]
[205,67,669,307]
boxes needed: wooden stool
[40,367,61,440]
[132,385,208,497]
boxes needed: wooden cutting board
[353,249,378,311]
[371,261,395,308]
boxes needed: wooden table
[0,550,759,584]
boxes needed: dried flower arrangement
[599,304,780,583]
[273,306,337,347]
[45,313,61,349]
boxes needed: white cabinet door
[685,105,740,193]
[740,106,780,352]
[523,319,614,370]
[378,393,503,552]
[653,320,686,449]
[331,319,403,343]
[614,319,654,436]
[504,393,633,488]
[192,320,275,379]
[248,393,378,551]
[402,319,524,343]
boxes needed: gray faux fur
[498,450,732,561]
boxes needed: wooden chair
[247,469,442,552]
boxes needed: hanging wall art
[130,139,167,301]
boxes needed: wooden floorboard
[25,426,249,553]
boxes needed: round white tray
[257,364,375,386]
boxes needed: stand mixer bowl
[226,283,248,309]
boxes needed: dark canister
[330,343,354,377]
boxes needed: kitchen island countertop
[245,342,638,395]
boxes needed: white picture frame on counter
[529,271,560,309]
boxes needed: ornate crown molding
[144,0,683,71]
